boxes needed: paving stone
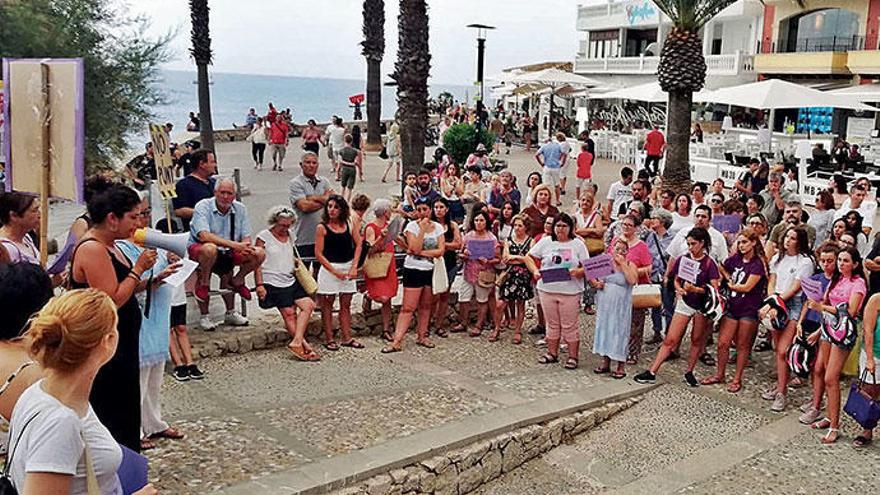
[472,457,602,495]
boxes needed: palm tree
[654,0,737,192]
[393,0,430,178]
[361,0,385,151]
[190,0,215,152]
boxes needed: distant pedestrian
[301,119,325,155]
[535,138,563,206]
[326,117,346,180]
[246,116,268,170]
[575,142,594,200]
[381,123,401,183]
[337,134,361,201]
[245,108,258,129]
[269,114,290,171]
[643,124,665,178]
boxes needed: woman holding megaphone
[68,183,161,453]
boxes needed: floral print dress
[500,236,534,301]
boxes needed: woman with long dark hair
[432,198,463,336]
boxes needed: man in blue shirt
[188,178,265,330]
[535,137,563,206]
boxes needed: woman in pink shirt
[805,246,866,444]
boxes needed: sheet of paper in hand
[540,267,572,283]
[677,256,700,285]
[467,239,496,259]
[800,276,825,302]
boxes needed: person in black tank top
[314,195,364,351]
[430,198,461,337]
[69,183,157,452]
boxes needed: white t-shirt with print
[9,381,123,495]
[529,237,590,295]
[606,181,633,218]
[769,253,813,298]
[403,221,444,271]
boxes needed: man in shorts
[556,132,572,196]
[337,134,361,201]
[325,116,346,179]
[535,136,563,206]
[189,178,265,330]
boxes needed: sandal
[288,344,312,361]
[380,345,402,354]
[700,376,724,386]
[699,353,716,366]
[626,358,638,366]
[820,428,840,444]
[564,358,579,370]
[451,324,466,333]
[512,333,522,345]
[727,381,742,393]
[593,366,611,375]
[538,353,558,364]
[381,331,394,342]
[853,435,873,448]
[468,329,482,338]
[435,328,449,338]
[140,438,156,451]
[416,339,436,349]
[488,331,500,342]
[324,341,340,352]
[811,418,832,430]
[149,427,185,440]
[341,339,365,349]
[610,371,627,379]
[583,306,595,315]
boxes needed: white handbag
[432,256,449,295]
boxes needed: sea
[151,69,473,134]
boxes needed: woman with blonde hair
[255,206,319,361]
[8,289,157,494]
[381,122,401,183]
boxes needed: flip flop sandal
[853,435,873,448]
[512,333,522,345]
[451,324,466,333]
[593,366,611,375]
[468,329,482,338]
[416,340,436,349]
[380,346,402,354]
[699,353,716,366]
[381,331,394,342]
[700,376,724,386]
[341,339,365,349]
[610,371,627,379]
[727,381,742,393]
[811,418,832,430]
[288,345,311,361]
[305,350,321,361]
[140,438,157,451]
[488,332,500,342]
[564,358,579,370]
[149,427,185,440]
[538,353,558,364]
[324,341,340,351]
[820,428,840,445]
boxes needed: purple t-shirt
[671,254,720,309]
[723,253,766,319]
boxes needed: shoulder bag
[0,413,41,495]
[432,256,449,295]
[582,211,605,256]
[844,369,880,430]
[291,244,318,295]
[632,283,662,309]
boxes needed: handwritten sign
[678,256,700,285]
[149,123,177,200]
[800,276,825,302]
[712,214,742,234]
[541,267,572,283]
[467,239,496,260]
[583,254,614,280]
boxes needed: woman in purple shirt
[701,228,766,392]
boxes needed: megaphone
[133,228,189,258]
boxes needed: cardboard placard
[583,253,614,280]
[800,276,825,302]
[149,123,177,200]
[540,267,572,283]
[712,214,742,234]
[3,59,84,201]
[467,239,496,259]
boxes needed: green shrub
[442,124,495,165]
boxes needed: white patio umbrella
[590,81,716,103]
[509,69,603,132]
[692,79,875,111]
[829,84,880,104]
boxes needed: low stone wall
[330,397,640,495]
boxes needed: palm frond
[653,0,739,30]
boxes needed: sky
[129,0,585,85]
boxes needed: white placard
[161,258,199,288]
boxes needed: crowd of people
[4,121,880,493]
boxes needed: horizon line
[158,67,472,88]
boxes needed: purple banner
[712,214,742,234]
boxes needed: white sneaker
[200,315,217,331]
[224,311,249,326]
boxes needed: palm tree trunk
[396,0,430,179]
[365,59,382,150]
[196,63,215,152]
[663,89,692,194]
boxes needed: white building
[574,0,763,90]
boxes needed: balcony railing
[574,52,754,76]
[758,35,865,54]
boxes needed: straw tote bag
[291,244,318,295]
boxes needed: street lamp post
[467,24,495,104]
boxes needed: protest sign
[678,256,700,284]
[583,254,614,280]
